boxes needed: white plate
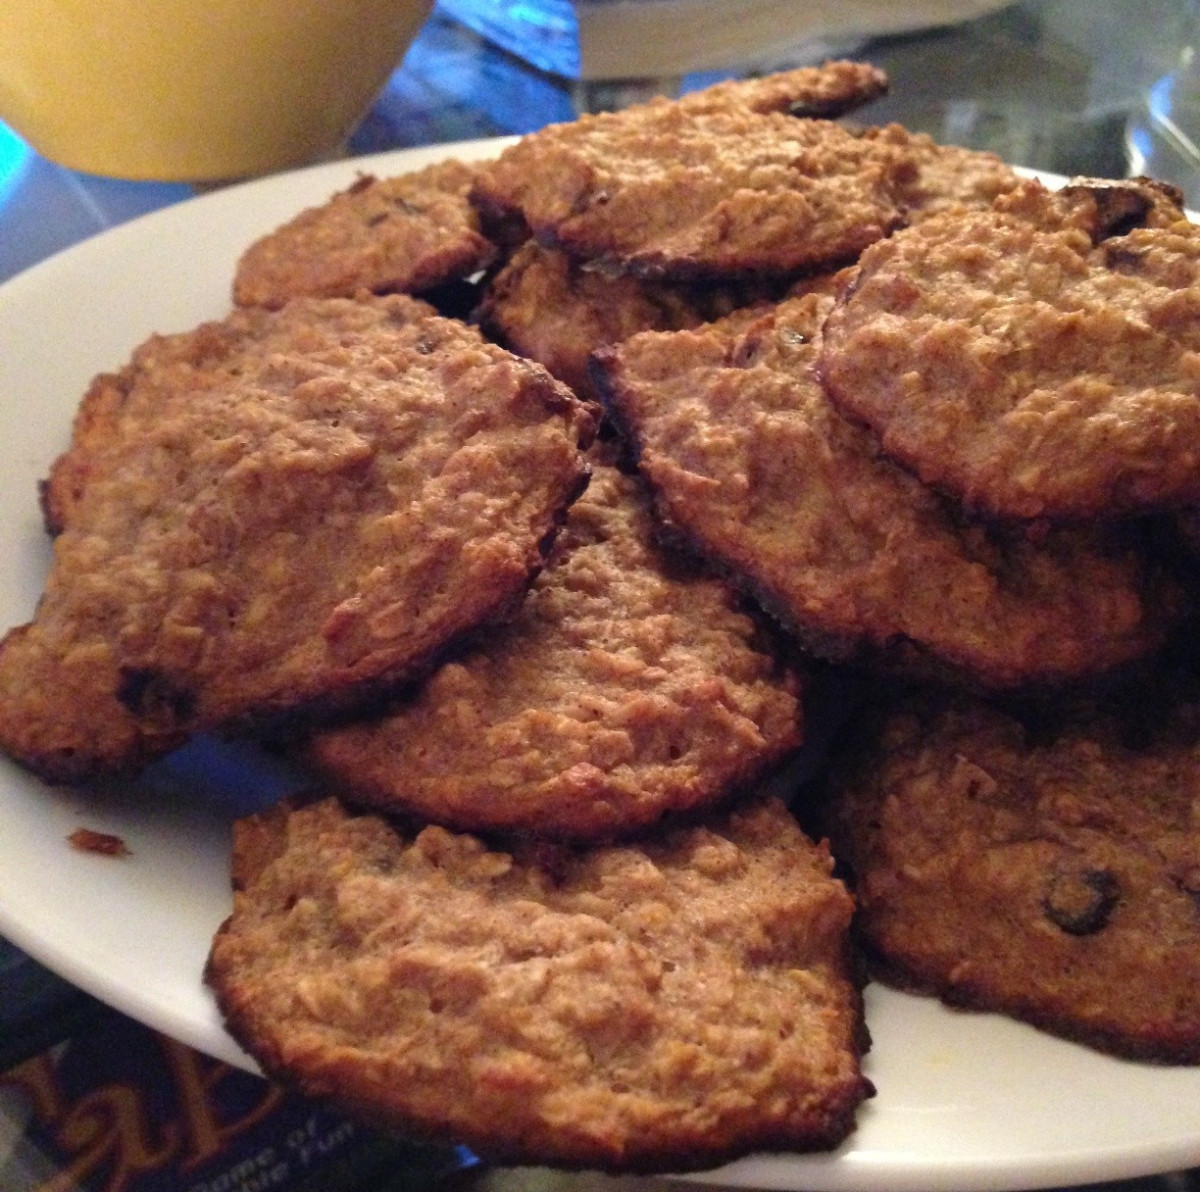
[1,139,1199,1192]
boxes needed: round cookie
[233,159,499,309]
[471,105,905,282]
[820,176,1200,520]
[306,452,803,842]
[826,685,1200,1062]
[0,295,595,781]
[206,794,872,1171]
[470,61,1018,286]
[594,291,1182,691]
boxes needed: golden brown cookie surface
[206,794,872,1170]
[820,177,1200,520]
[0,295,595,781]
[307,452,802,841]
[42,293,433,535]
[826,686,1200,1062]
[595,290,1181,690]
[233,159,498,309]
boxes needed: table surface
[2,2,1199,1189]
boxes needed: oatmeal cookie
[469,64,1019,285]
[469,105,903,282]
[306,452,802,841]
[820,176,1200,520]
[232,159,498,309]
[826,686,1200,1062]
[0,295,595,782]
[206,794,872,1169]
[594,290,1181,690]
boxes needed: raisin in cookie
[827,685,1200,1062]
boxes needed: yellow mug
[0,0,432,182]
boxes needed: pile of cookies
[3,60,1200,1171]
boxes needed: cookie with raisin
[0,295,595,781]
[826,683,1200,1062]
